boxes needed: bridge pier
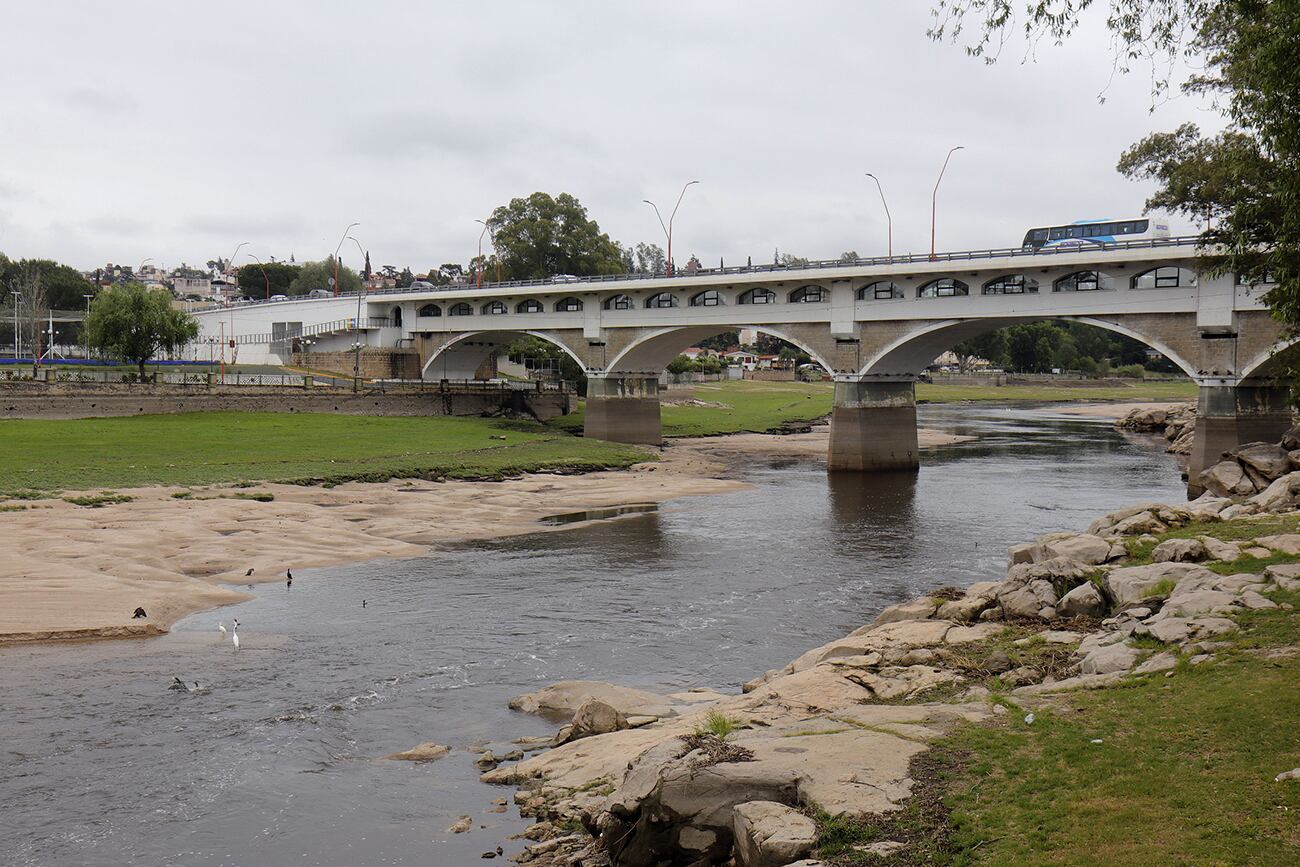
[1187,382,1293,497]
[827,378,919,473]
[583,375,662,446]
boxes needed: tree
[236,262,301,297]
[0,257,93,310]
[85,283,199,377]
[396,267,415,289]
[485,192,626,280]
[630,242,666,274]
[930,0,1300,332]
[952,330,1008,371]
[288,257,361,295]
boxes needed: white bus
[1021,217,1170,251]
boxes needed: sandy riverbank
[0,427,965,644]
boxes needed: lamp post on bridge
[864,173,892,259]
[83,293,94,360]
[226,242,248,305]
[347,235,367,391]
[332,222,360,297]
[643,180,699,276]
[475,220,490,288]
[930,146,964,261]
[475,218,501,284]
[247,254,272,300]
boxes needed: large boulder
[1079,641,1139,675]
[383,742,450,762]
[1231,442,1292,480]
[1057,582,1107,618]
[1038,534,1113,566]
[872,597,939,626]
[732,801,818,867]
[1151,538,1209,563]
[559,697,630,743]
[1104,562,1219,604]
[508,680,673,719]
[1249,472,1300,513]
[1198,460,1259,498]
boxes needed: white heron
[218,621,227,635]
[232,627,240,650]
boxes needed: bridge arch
[606,324,834,376]
[857,316,1199,380]
[419,329,587,380]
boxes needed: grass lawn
[553,378,1199,438]
[933,589,1300,866]
[0,412,650,490]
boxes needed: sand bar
[1051,400,1191,420]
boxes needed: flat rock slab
[507,680,674,719]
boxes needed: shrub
[1116,363,1146,379]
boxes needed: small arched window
[860,281,902,300]
[516,299,543,313]
[983,275,1039,295]
[449,302,473,316]
[1054,271,1112,292]
[391,307,403,327]
[690,290,723,307]
[1132,266,1196,289]
[481,300,508,315]
[789,285,825,303]
[738,287,775,304]
[554,296,583,312]
[604,294,633,310]
[645,292,678,309]
[918,279,969,298]
[417,303,442,317]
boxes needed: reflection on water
[0,405,1186,867]
[540,503,659,525]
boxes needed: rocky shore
[475,425,1300,867]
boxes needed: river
[0,404,1185,866]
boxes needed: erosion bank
[484,437,1300,866]
[0,426,965,644]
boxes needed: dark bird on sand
[132,607,147,619]
[245,568,255,577]
[286,568,293,587]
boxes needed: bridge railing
[218,235,1204,309]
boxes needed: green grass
[915,380,1198,403]
[1122,513,1300,568]
[0,412,651,489]
[693,709,742,740]
[933,589,1300,866]
[552,379,1198,439]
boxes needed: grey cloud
[62,86,139,115]
[183,215,307,239]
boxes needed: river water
[0,405,1185,867]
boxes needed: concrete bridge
[192,238,1294,496]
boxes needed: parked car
[408,280,436,291]
[549,274,580,283]
[307,289,330,299]
[269,294,288,302]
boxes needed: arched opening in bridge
[419,329,586,383]
[391,307,403,327]
[605,324,834,380]
[858,316,1197,381]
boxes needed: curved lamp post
[346,235,367,390]
[475,218,501,285]
[247,254,272,300]
[333,222,360,296]
[864,173,892,259]
[930,147,964,260]
[643,180,699,276]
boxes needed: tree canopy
[85,284,199,376]
[0,256,94,309]
[237,262,301,297]
[931,0,1300,333]
[485,192,627,281]
[288,257,361,295]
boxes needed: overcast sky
[0,1,1221,273]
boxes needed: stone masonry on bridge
[190,240,1295,497]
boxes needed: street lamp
[333,222,360,297]
[246,254,272,300]
[864,173,892,259]
[643,180,699,276]
[226,242,248,305]
[83,293,94,359]
[347,235,366,391]
[138,257,153,279]
[10,291,20,360]
[931,147,964,260]
[475,219,501,284]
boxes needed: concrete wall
[292,349,421,379]
[0,383,572,421]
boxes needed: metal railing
[224,317,393,345]
[218,235,1205,308]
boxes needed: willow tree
[85,283,199,377]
